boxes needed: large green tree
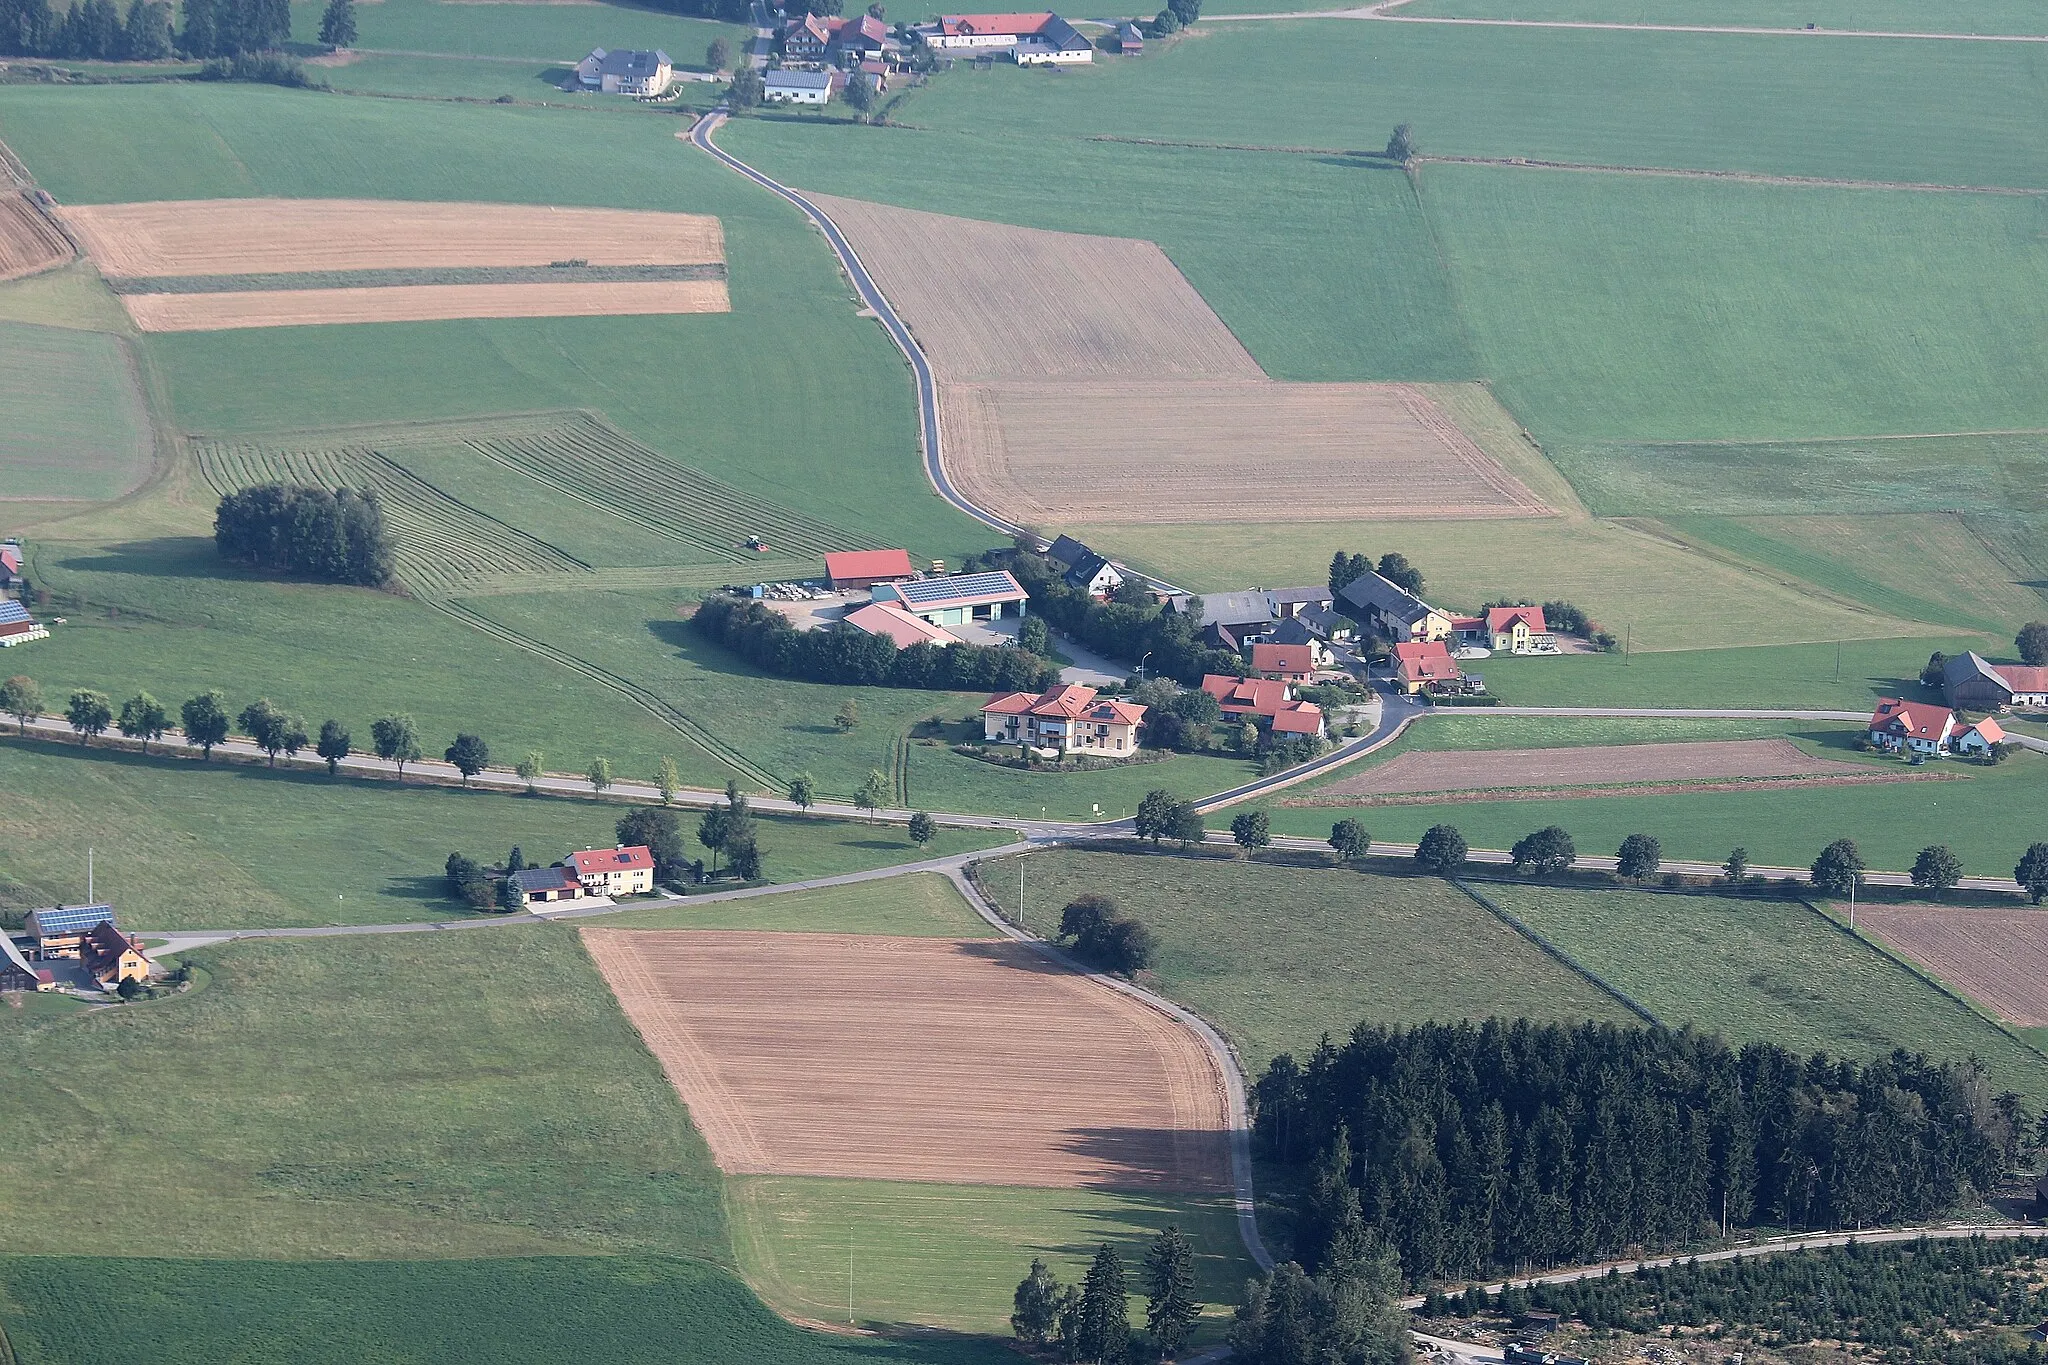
[316,0,352,47]
[1910,844,1963,894]
[239,698,305,765]
[180,689,230,758]
[1231,808,1271,857]
[1414,823,1466,874]
[1810,837,1865,897]
[1143,1224,1201,1358]
[1011,1257,1063,1346]
[618,805,689,885]
[445,733,490,787]
[316,719,350,775]
[1510,825,1575,875]
[117,691,168,752]
[371,713,422,779]
[2017,621,2048,667]
[2016,843,2048,906]
[1616,833,1661,881]
[65,688,113,745]
[0,674,41,733]
[1328,817,1370,862]
[855,768,889,822]
[1076,1243,1130,1364]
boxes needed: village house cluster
[0,539,49,647]
[3,902,151,995]
[765,8,1117,105]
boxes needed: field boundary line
[1801,897,2048,1072]
[1448,877,1661,1024]
[954,855,1274,1273]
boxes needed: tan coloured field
[942,378,1550,524]
[803,191,1263,383]
[1861,907,2048,1026]
[582,928,1231,1192]
[123,279,729,331]
[1317,738,1873,799]
[63,199,724,276]
[0,195,70,281]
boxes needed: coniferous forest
[1253,1020,2028,1286]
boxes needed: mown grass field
[974,847,1631,1069]
[0,321,153,501]
[1477,882,2048,1100]
[844,21,2048,188]
[0,740,1003,930]
[603,872,1000,936]
[1268,745,2048,880]
[1420,166,2048,449]
[286,0,744,67]
[0,1255,1010,1365]
[729,1175,1251,1341]
[0,929,726,1257]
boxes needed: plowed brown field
[61,199,724,275]
[1861,907,2048,1026]
[804,191,1263,383]
[123,279,730,331]
[941,378,1550,523]
[581,928,1231,1192]
[1317,738,1874,799]
[0,195,70,281]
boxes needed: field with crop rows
[0,194,69,281]
[1861,907,2048,1028]
[0,320,154,502]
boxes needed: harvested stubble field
[61,198,725,274]
[803,191,1260,382]
[122,279,729,331]
[581,928,1231,1192]
[1305,737,1901,804]
[1860,907,2048,1027]
[941,378,1550,525]
[0,193,69,281]
[63,198,730,328]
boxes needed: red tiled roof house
[1200,675,1323,737]
[1951,716,2006,756]
[1485,605,1552,655]
[80,921,150,990]
[565,845,656,896]
[983,684,1146,756]
[1392,641,1461,695]
[1868,697,1955,755]
[1250,642,1316,683]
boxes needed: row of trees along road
[0,0,358,58]
[1256,1018,2030,1287]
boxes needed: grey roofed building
[1170,589,1279,632]
[1063,551,1122,596]
[1943,651,2012,707]
[1268,617,1322,649]
[1295,603,1355,641]
[1268,586,1335,610]
[514,865,581,902]
[1044,534,1093,569]
[1338,571,1437,631]
[577,47,674,95]
[764,68,834,100]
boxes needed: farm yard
[0,194,68,282]
[1860,907,2048,1030]
[1303,737,1905,804]
[63,198,731,330]
[580,928,1232,1191]
[941,379,1551,526]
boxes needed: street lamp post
[1136,651,1152,683]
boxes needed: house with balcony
[982,684,1146,756]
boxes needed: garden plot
[581,928,1232,1192]
[61,198,729,329]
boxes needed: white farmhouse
[577,48,674,96]
[764,69,834,104]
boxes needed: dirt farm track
[581,928,1233,1193]
[1861,907,2048,1027]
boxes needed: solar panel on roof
[28,903,115,935]
[896,572,1022,606]
[0,600,30,625]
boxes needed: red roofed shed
[825,549,916,591]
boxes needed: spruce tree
[316,0,351,46]
[1143,1225,1200,1359]
[1076,1243,1130,1364]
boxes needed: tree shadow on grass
[42,537,248,584]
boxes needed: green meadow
[286,0,744,66]
[974,847,1631,1069]
[0,739,1003,930]
[603,872,1000,935]
[0,1255,1010,1365]
[1478,882,2048,1099]
[0,322,153,501]
[1384,0,2048,33]
[729,1175,1252,1341]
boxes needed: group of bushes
[1055,892,1155,975]
[692,593,1057,694]
[215,483,394,589]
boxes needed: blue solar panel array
[895,572,1022,607]
[0,600,29,625]
[28,903,115,936]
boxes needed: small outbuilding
[0,598,48,646]
[514,865,582,904]
[873,570,1028,626]
[1952,717,2006,755]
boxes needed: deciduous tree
[238,697,301,765]
[517,750,543,794]
[0,675,41,734]
[1414,822,1466,874]
[706,35,730,69]
[1135,787,1176,843]
[1328,817,1370,862]
[587,756,612,792]
[2018,621,2048,667]
[66,688,113,745]
[445,732,489,787]
[727,65,764,112]
[656,756,680,806]
[856,768,889,821]
[1510,825,1575,875]
[1167,799,1204,850]
[908,810,936,847]
[316,719,350,775]
[371,713,421,779]
[1375,551,1424,597]
[117,691,167,752]
[1384,121,1415,163]
[1724,846,1750,884]
[1011,1257,1063,1346]
[1231,808,1270,857]
[788,771,816,811]
[835,696,861,731]
[1811,837,1865,897]
[1910,843,1963,894]
[618,806,689,885]
[2017,843,2048,906]
[181,689,229,758]
[1616,833,1661,881]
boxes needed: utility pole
[1624,622,1631,665]
[1017,853,1025,930]
[1848,873,1857,934]
[87,846,94,903]
[1834,640,1842,683]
